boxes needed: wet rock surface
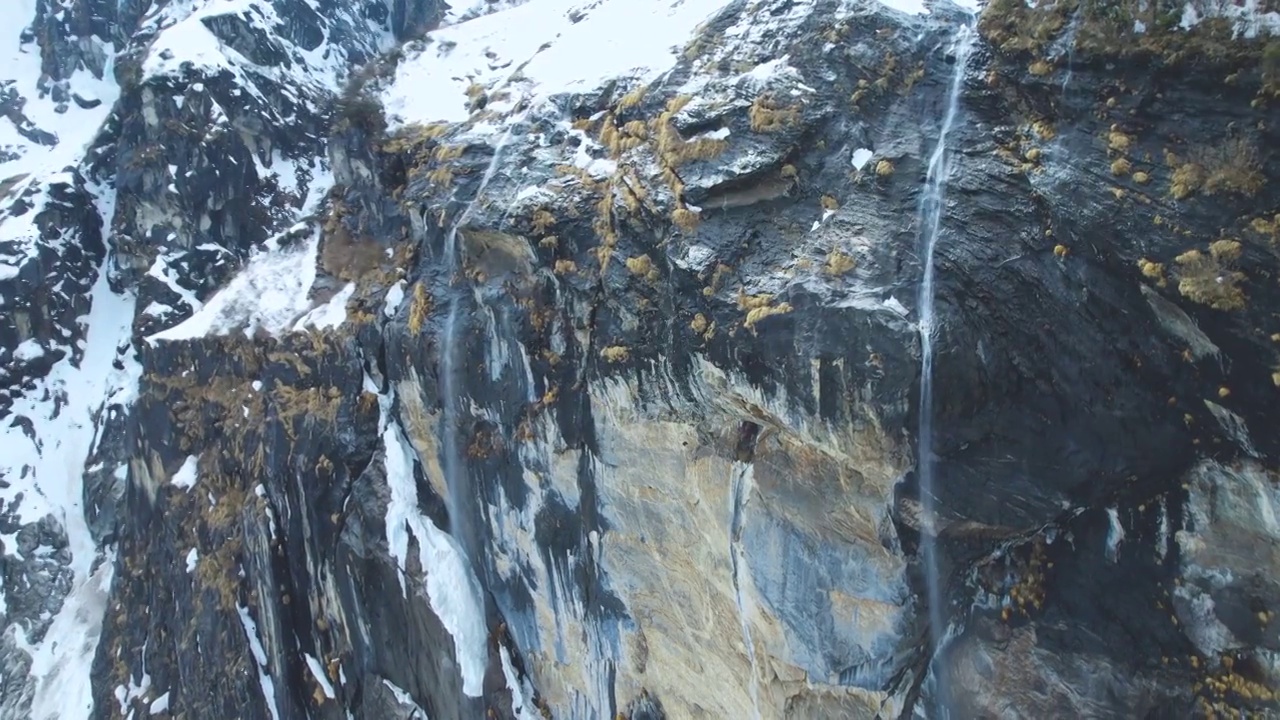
[3,0,1280,718]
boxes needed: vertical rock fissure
[729,460,761,720]
[730,420,762,719]
[914,22,975,718]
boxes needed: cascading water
[728,462,762,720]
[439,124,521,567]
[1056,10,1083,97]
[914,23,975,717]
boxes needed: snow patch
[1105,507,1125,563]
[742,56,796,85]
[149,692,170,715]
[851,148,874,171]
[185,547,199,573]
[23,558,115,720]
[237,604,281,720]
[1179,0,1280,37]
[146,253,205,313]
[382,679,428,714]
[877,0,929,15]
[148,233,321,342]
[500,645,542,720]
[882,296,910,317]
[112,668,152,715]
[171,456,199,490]
[304,653,336,700]
[382,411,488,697]
[293,282,354,331]
[383,280,407,317]
[12,338,44,362]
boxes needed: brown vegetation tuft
[1174,239,1246,310]
[748,94,800,133]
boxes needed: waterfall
[439,124,520,567]
[914,24,975,717]
[728,462,762,720]
[1057,10,1082,97]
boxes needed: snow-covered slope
[0,0,118,182]
[0,2,129,716]
[383,0,736,126]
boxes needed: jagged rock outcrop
[3,0,1280,718]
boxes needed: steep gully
[914,20,976,718]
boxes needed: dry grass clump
[672,206,701,232]
[748,94,800,133]
[1248,214,1280,244]
[1168,139,1264,199]
[1138,258,1167,286]
[649,96,728,166]
[600,345,630,363]
[1200,139,1265,196]
[432,144,465,162]
[625,254,659,282]
[600,114,646,153]
[382,122,450,154]
[408,283,432,333]
[195,536,244,610]
[738,292,794,332]
[320,209,387,282]
[532,208,556,234]
[824,250,857,276]
[617,86,648,112]
[426,166,454,187]
[978,0,1073,53]
[1107,128,1133,153]
[1174,239,1246,310]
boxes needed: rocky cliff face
[3,0,1280,718]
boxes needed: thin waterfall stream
[914,23,975,717]
[1056,10,1082,97]
[439,124,521,568]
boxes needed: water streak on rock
[914,22,975,717]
